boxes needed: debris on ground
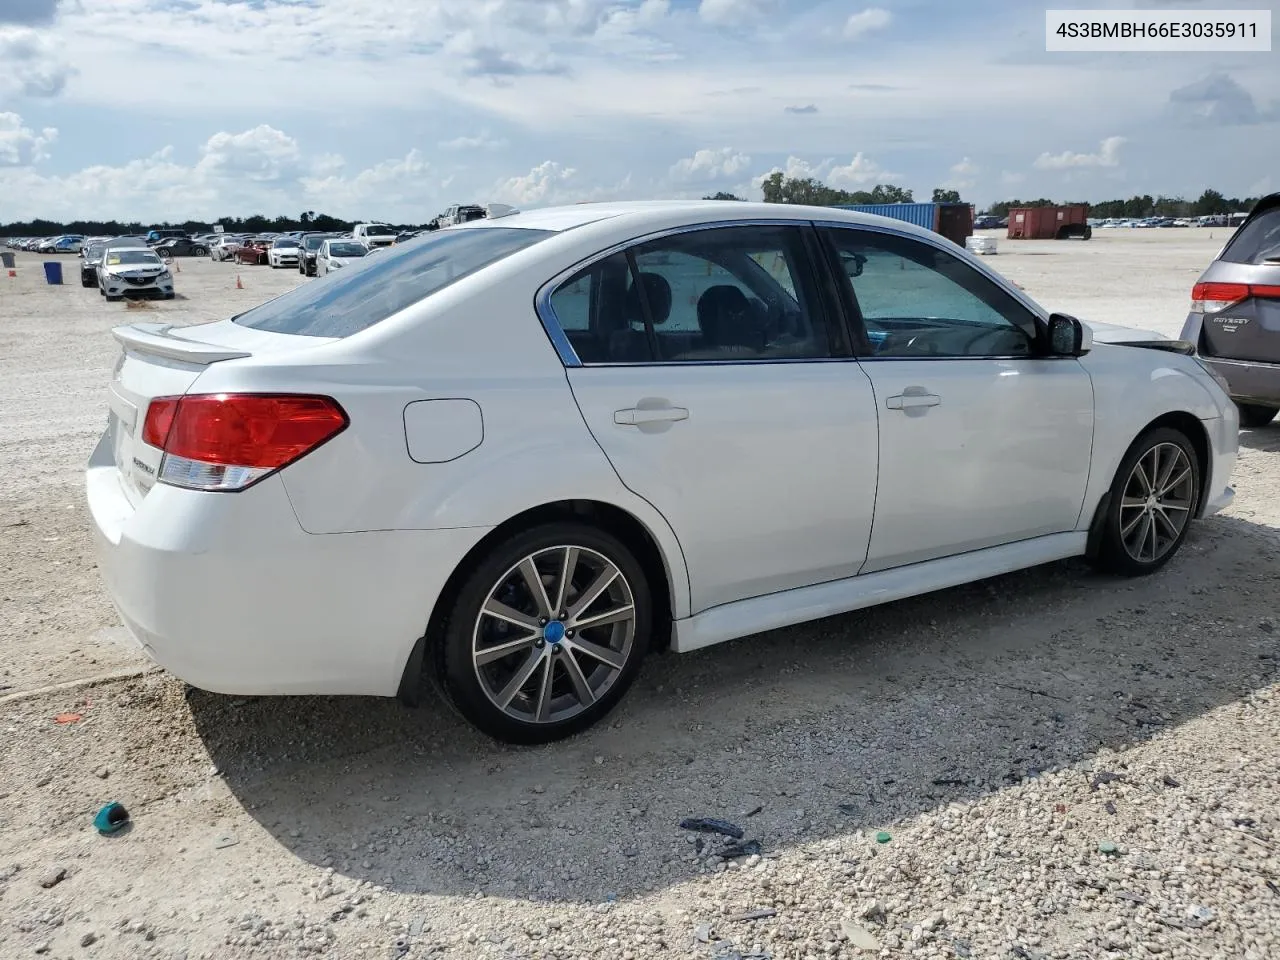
[716,839,762,859]
[93,801,129,835]
[680,817,745,839]
[728,909,776,923]
[1090,771,1125,790]
[37,866,66,889]
[840,920,882,950]
[874,831,892,844]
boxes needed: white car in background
[97,246,173,301]
[316,238,369,274]
[87,201,1238,744]
[210,236,243,261]
[352,223,398,248]
[267,236,302,269]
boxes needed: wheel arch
[1085,410,1211,559]
[397,498,682,705]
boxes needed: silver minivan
[1181,193,1280,428]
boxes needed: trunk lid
[105,320,336,506]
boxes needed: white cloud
[0,112,57,166]
[698,0,776,26]
[944,157,979,189]
[1001,171,1027,186]
[844,8,891,40]
[0,26,75,96]
[828,152,902,186]
[439,134,509,151]
[196,125,302,182]
[669,147,752,182]
[1033,136,1125,171]
[493,160,578,205]
[302,150,434,216]
[0,124,447,223]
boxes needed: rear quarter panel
[1075,343,1226,526]
[185,241,695,618]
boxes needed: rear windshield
[1220,203,1280,265]
[233,227,554,338]
[328,242,368,257]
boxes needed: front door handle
[886,393,941,410]
[614,406,689,426]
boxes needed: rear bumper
[1198,356,1280,407]
[85,431,491,697]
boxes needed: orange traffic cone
[235,274,243,289]
[6,269,14,278]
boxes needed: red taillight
[142,397,178,447]
[1191,281,1280,314]
[143,393,348,491]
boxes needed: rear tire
[1238,403,1278,429]
[436,522,652,744]
[1090,427,1200,577]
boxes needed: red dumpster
[1007,205,1091,240]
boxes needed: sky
[0,0,1277,223]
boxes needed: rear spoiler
[112,323,251,365]
[1113,339,1196,356]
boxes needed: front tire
[1090,427,1200,577]
[437,523,652,744]
[1238,403,1278,429]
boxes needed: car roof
[455,199,943,242]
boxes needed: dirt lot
[1,231,1278,960]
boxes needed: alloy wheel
[1118,442,1194,564]
[471,545,636,725]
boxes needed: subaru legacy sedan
[87,201,1238,743]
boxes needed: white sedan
[209,236,243,261]
[86,201,1238,743]
[97,247,174,301]
[317,238,370,274]
[267,237,302,269]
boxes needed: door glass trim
[536,219,852,368]
[811,219,1051,329]
[817,223,1048,361]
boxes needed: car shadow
[188,513,1279,904]
[1240,424,1280,453]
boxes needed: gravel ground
[1,232,1279,960]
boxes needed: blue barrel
[43,260,63,285]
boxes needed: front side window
[234,226,553,338]
[548,225,835,364]
[824,228,1038,358]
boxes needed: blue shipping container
[833,202,938,230]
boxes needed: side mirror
[1046,313,1092,356]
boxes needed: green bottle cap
[875,831,892,844]
[1098,840,1118,855]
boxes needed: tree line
[706,180,1262,218]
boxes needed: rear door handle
[614,406,689,426]
[886,393,941,410]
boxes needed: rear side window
[233,227,553,338]
[1220,203,1280,265]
